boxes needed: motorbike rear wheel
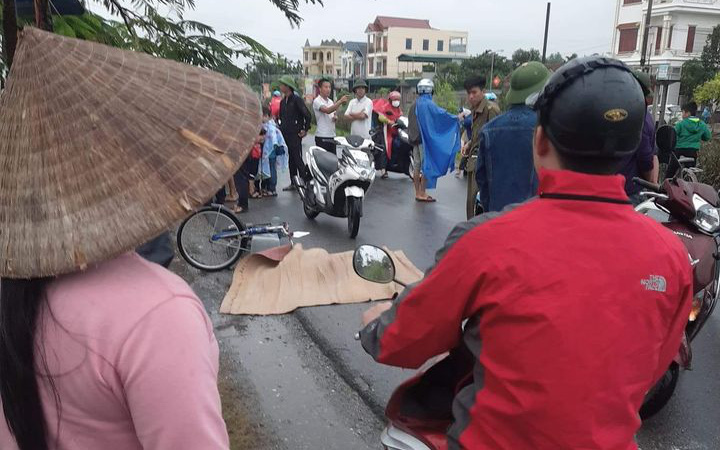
[640,362,679,420]
[347,197,361,239]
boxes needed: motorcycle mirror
[656,125,677,155]
[353,245,396,284]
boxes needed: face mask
[391,100,400,108]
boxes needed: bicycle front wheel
[177,206,246,271]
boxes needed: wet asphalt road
[181,137,720,449]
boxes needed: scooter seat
[313,149,339,178]
[346,135,366,148]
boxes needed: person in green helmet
[665,101,712,179]
[474,61,550,213]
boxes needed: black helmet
[528,56,645,159]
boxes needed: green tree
[694,72,720,105]
[700,25,720,71]
[448,51,512,90]
[1,0,321,84]
[681,25,720,99]
[245,53,303,89]
[511,48,541,67]
[681,59,714,99]
[433,78,459,112]
[546,52,565,66]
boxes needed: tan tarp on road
[220,245,424,315]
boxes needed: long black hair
[0,278,54,450]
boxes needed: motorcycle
[371,114,415,180]
[352,244,468,450]
[295,135,376,238]
[633,125,720,419]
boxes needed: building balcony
[449,44,467,53]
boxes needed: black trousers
[664,148,697,180]
[283,131,305,182]
[315,136,337,153]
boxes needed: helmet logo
[604,109,628,122]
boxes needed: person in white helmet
[407,78,463,202]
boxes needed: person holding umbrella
[277,75,312,191]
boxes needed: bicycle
[176,203,306,271]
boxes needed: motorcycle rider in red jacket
[359,57,693,450]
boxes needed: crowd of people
[2,41,718,448]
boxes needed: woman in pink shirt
[0,28,262,450]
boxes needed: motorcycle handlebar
[633,177,662,193]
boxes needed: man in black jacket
[277,76,312,191]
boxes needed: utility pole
[640,0,654,69]
[489,52,495,91]
[542,2,551,63]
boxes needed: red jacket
[361,169,693,450]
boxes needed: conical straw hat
[0,27,261,278]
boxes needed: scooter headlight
[692,194,720,233]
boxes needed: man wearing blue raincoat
[407,79,462,202]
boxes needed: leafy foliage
[681,25,720,100]
[511,48,541,67]
[1,0,321,83]
[433,78,460,112]
[244,53,303,89]
[694,73,720,105]
[698,140,720,189]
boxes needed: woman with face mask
[372,91,404,179]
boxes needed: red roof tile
[366,16,432,32]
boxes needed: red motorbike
[633,125,720,419]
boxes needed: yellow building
[302,39,343,78]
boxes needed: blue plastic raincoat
[415,94,461,189]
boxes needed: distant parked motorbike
[633,125,720,419]
[295,135,376,238]
[371,114,415,180]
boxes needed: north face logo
[641,275,667,293]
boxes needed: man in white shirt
[312,77,349,152]
[344,80,373,139]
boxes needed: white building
[365,16,468,81]
[340,41,367,86]
[611,0,720,105]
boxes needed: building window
[667,25,674,49]
[368,57,374,74]
[406,38,412,50]
[304,52,308,61]
[327,52,332,61]
[423,39,429,51]
[383,36,388,52]
[437,40,444,52]
[383,58,387,76]
[655,26,663,55]
[687,25,697,53]
[319,52,324,61]
[623,0,641,4]
[376,59,383,75]
[305,68,309,76]
[312,52,317,61]
[337,69,341,77]
[618,26,638,53]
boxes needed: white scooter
[295,135,376,238]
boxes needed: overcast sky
[93,1,617,63]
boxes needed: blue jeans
[263,157,277,192]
